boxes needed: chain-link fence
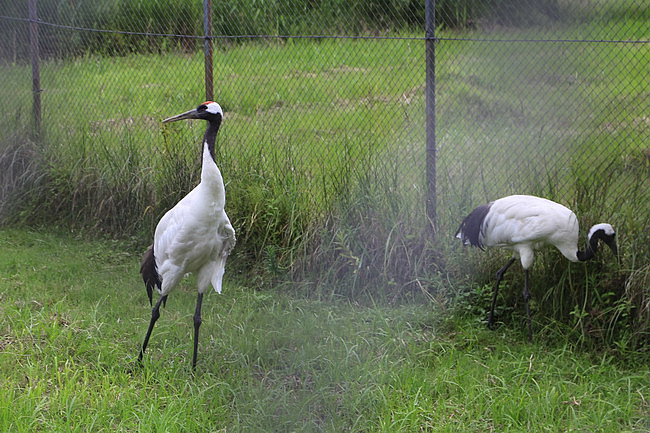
[1,1,648,287]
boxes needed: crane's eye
[197,104,207,111]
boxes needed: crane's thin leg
[138,294,168,365]
[192,292,204,371]
[488,258,516,329]
[523,270,532,341]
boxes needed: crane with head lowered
[456,194,617,340]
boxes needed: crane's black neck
[576,232,601,262]
[203,116,222,162]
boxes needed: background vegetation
[1,0,648,351]
[3,0,589,61]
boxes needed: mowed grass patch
[1,228,648,432]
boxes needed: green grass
[1,228,649,432]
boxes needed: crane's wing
[483,196,578,247]
[210,219,236,294]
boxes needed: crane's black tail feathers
[455,202,493,250]
[140,244,162,307]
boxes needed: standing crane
[455,194,617,340]
[138,101,236,370]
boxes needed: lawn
[1,228,648,432]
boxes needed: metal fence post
[425,0,437,233]
[203,0,214,101]
[28,0,41,136]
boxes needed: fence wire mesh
[1,1,648,275]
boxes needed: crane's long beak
[162,108,199,123]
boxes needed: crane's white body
[154,141,235,296]
[478,195,581,268]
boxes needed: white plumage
[138,101,235,370]
[153,142,234,296]
[456,194,617,339]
